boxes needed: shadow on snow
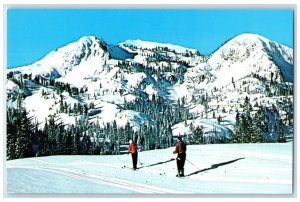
[137,158,176,169]
[185,158,245,177]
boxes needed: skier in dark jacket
[173,136,186,177]
[128,139,138,170]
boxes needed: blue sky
[7,9,294,68]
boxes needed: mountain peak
[234,33,266,40]
[223,33,270,48]
[77,36,106,46]
[78,36,96,45]
[11,35,110,82]
[229,33,292,50]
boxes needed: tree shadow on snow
[137,158,176,169]
[185,157,245,177]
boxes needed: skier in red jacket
[128,139,138,170]
[173,136,186,177]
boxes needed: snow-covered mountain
[6,33,294,157]
[208,33,293,86]
[13,36,109,80]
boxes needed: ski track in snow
[28,157,124,169]
[7,164,190,194]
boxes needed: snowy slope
[166,34,293,143]
[108,44,137,60]
[167,34,293,103]
[6,142,293,194]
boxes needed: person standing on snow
[128,139,138,170]
[173,136,186,177]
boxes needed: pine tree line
[7,107,34,160]
[6,104,174,160]
[231,96,291,143]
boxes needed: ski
[121,165,138,170]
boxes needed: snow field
[6,142,293,194]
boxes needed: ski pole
[138,158,143,165]
[186,158,200,170]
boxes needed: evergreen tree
[7,108,17,160]
[231,112,241,143]
[73,131,80,154]
[59,94,64,113]
[65,131,73,154]
[252,109,264,143]
[190,125,204,145]
[277,119,286,143]
[39,118,51,156]
[14,109,33,159]
[233,96,256,143]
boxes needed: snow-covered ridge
[119,39,199,54]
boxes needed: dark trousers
[131,152,138,169]
[177,153,186,175]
